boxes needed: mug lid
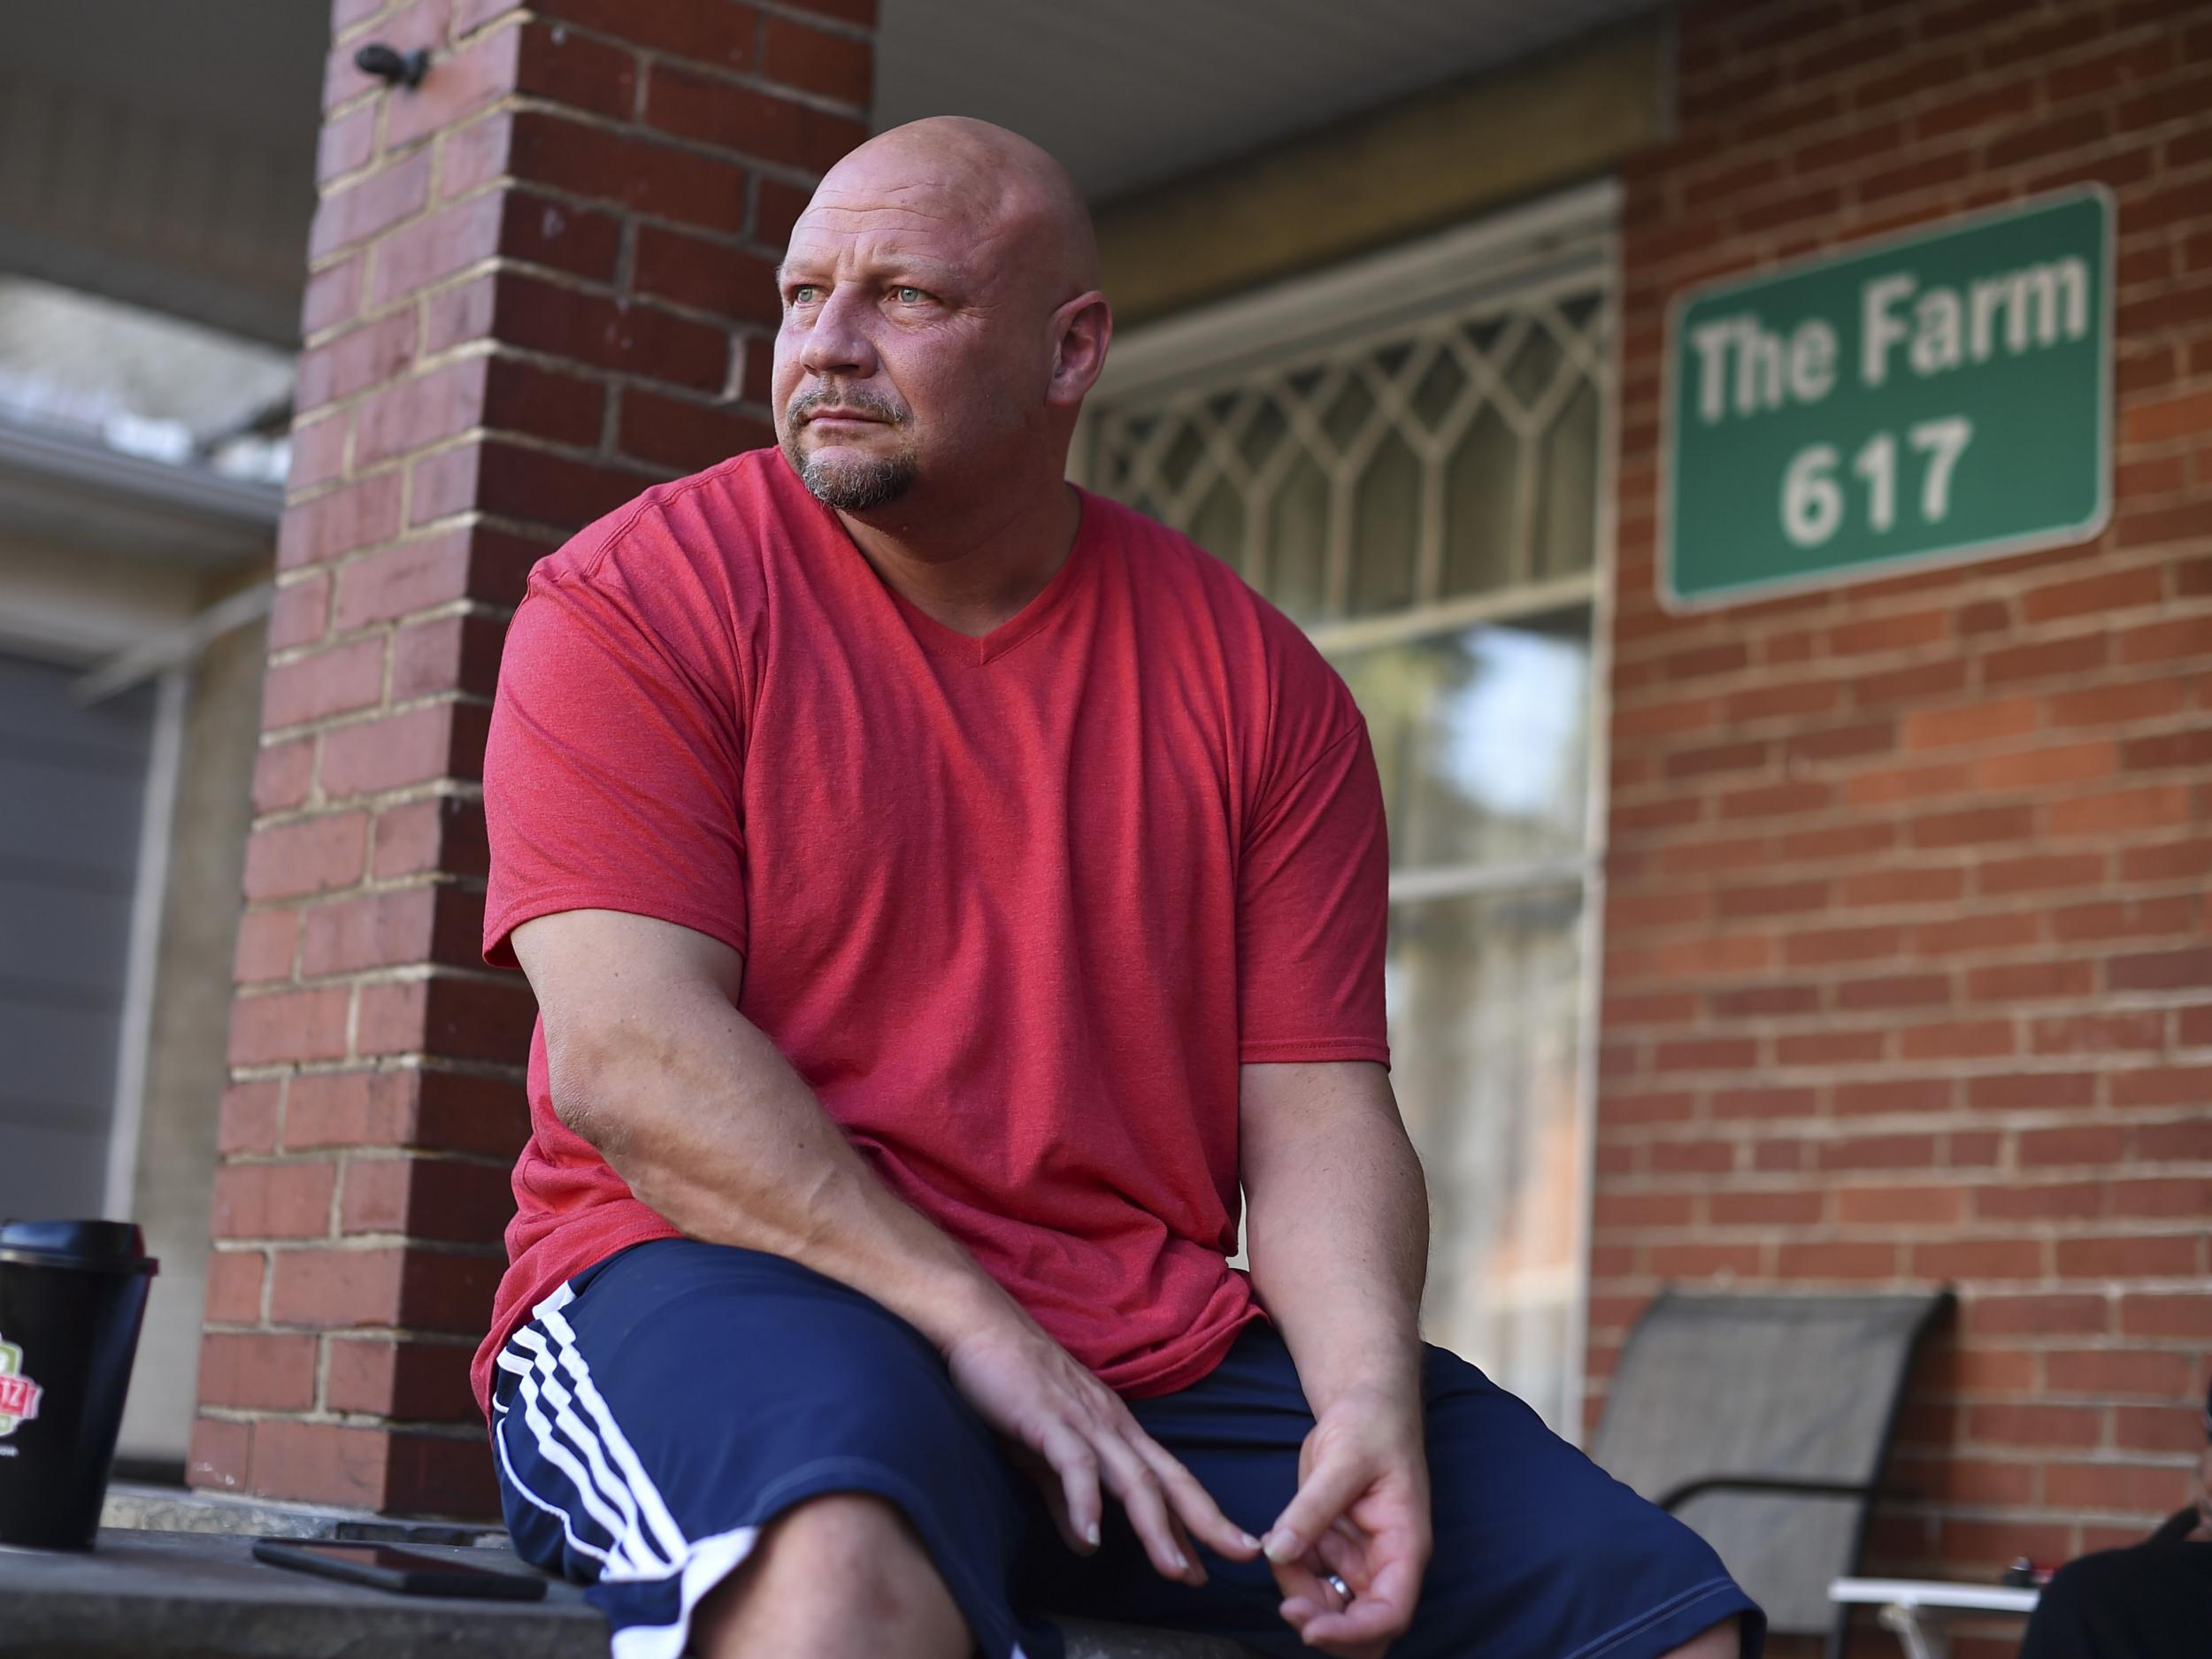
[0,1218,159,1276]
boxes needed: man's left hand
[1261,1380,1432,1657]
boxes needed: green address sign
[1662,188,2111,609]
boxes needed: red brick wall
[195,0,872,1515]
[1598,0,2212,1635]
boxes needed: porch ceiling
[873,0,1667,204]
[2,0,1668,346]
[0,0,326,345]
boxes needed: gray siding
[0,652,151,1221]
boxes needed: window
[1083,184,1617,1434]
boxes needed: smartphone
[251,1538,548,1601]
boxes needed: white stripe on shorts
[511,1326,667,1576]
[492,1398,619,1573]
[508,1338,662,1576]
[497,1278,1027,1659]
[534,1288,689,1565]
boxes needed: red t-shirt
[472,449,1390,1418]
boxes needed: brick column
[194,0,873,1516]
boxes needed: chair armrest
[1656,1475,1912,1512]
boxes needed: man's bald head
[771,118,1112,521]
[809,117,1099,303]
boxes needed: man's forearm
[1240,1062,1429,1417]
[549,970,1018,1356]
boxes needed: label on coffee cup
[0,1335,42,1436]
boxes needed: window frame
[1079,179,1622,1440]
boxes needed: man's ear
[1046,290,1112,408]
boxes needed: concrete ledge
[0,1530,602,1659]
[102,1483,507,1548]
[35,1517,1252,1658]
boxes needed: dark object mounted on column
[353,42,430,90]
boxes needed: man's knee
[693,1493,969,1659]
[1660,1614,1742,1659]
[763,1493,952,1616]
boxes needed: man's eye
[789,285,819,304]
[895,287,926,303]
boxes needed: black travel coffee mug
[0,1219,159,1550]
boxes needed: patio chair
[1588,1288,1955,1659]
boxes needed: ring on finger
[1322,1571,1354,1603]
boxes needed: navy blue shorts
[491,1240,1763,1659]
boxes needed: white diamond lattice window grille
[1093,288,1609,627]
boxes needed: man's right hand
[945,1317,1261,1585]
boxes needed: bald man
[476,119,1760,1659]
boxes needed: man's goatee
[794,450,918,512]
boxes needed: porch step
[13,1517,1251,1658]
[0,1529,602,1659]
[101,1480,508,1548]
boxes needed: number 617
[1781,417,1973,549]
